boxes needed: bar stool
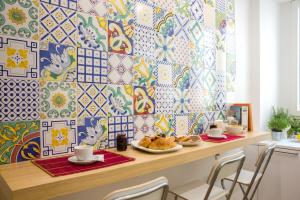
[102,176,169,200]
[168,151,246,200]
[221,143,276,200]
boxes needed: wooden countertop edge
[0,132,270,200]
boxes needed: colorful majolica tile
[157,63,173,86]
[0,0,39,40]
[215,90,226,111]
[155,33,175,64]
[78,117,108,149]
[41,119,77,157]
[151,0,174,12]
[108,116,134,148]
[154,114,174,136]
[203,46,216,70]
[77,47,108,83]
[174,0,191,19]
[0,36,38,78]
[227,0,235,18]
[0,79,39,121]
[190,88,203,113]
[226,53,236,91]
[203,1,215,29]
[133,114,155,140]
[204,111,216,129]
[40,81,76,119]
[133,86,155,115]
[202,69,216,91]
[156,86,173,114]
[189,113,205,134]
[133,56,156,87]
[173,115,189,135]
[40,2,77,46]
[189,0,204,21]
[216,49,226,72]
[106,0,134,25]
[40,42,76,82]
[216,11,226,52]
[107,85,133,116]
[0,120,40,165]
[77,0,107,17]
[77,83,108,125]
[202,89,216,111]
[154,7,174,37]
[77,12,107,51]
[135,1,154,30]
[190,45,204,69]
[173,64,189,90]
[108,53,134,85]
[188,20,204,48]
[173,14,190,41]
[173,38,190,66]
[203,27,216,48]
[174,88,190,114]
[108,20,134,55]
[215,110,226,120]
[190,63,204,89]
[216,71,225,91]
[41,0,77,10]
[134,26,155,59]
[216,0,225,13]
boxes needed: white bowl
[226,125,243,135]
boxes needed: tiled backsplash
[0,0,236,164]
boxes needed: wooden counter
[0,132,270,200]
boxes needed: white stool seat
[224,170,262,186]
[172,180,228,200]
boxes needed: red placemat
[32,150,135,177]
[200,133,244,143]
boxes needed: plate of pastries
[131,135,182,153]
[175,135,202,146]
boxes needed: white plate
[207,134,227,139]
[178,141,202,146]
[68,155,104,165]
[131,140,182,153]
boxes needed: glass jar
[116,133,127,151]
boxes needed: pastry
[138,135,177,150]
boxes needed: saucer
[207,134,227,139]
[68,155,104,165]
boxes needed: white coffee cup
[74,146,93,161]
[209,128,223,137]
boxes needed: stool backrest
[103,177,169,200]
[243,143,276,200]
[206,151,246,200]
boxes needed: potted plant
[288,117,300,137]
[268,107,290,141]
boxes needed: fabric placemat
[200,133,244,143]
[32,150,135,177]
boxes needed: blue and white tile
[77,47,108,83]
[0,36,38,79]
[203,46,216,70]
[40,2,77,46]
[78,117,108,149]
[189,0,204,22]
[155,86,174,114]
[135,1,155,30]
[157,63,173,87]
[174,88,190,114]
[77,83,108,125]
[41,0,77,10]
[134,26,155,60]
[0,79,39,121]
[173,114,189,135]
[190,88,203,113]
[173,38,191,66]
[108,116,134,148]
[133,114,155,140]
[41,119,77,157]
[155,33,175,64]
[173,14,190,41]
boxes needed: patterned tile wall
[0,0,236,164]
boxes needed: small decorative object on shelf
[117,133,127,151]
[227,103,253,131]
